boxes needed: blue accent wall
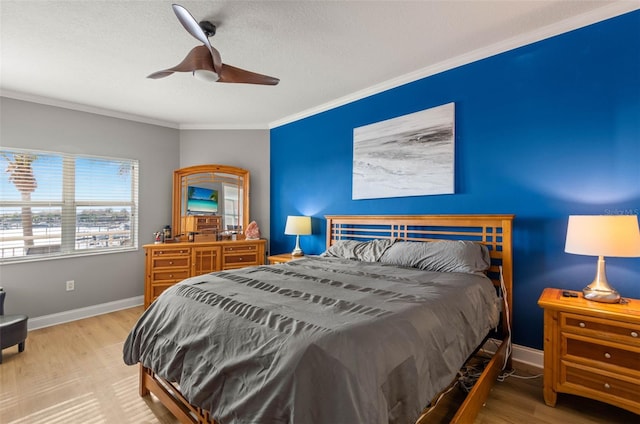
[270,11,640,350]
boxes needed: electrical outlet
[66,280,75,291]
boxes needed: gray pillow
[379,240,491,275]
[321,239,396,262]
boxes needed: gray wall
[179,129,271,250]
[0,97,180,317]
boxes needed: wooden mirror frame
[172,165,250,240]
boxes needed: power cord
[497,368,542,381]
[418,378,461,418]
[499,265,512,370]
[496,267,543,381]
[458,360,489,393]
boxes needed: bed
[124,214,514,423]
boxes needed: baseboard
[511,342,543,370]
[27,296,143,330]
[483,338,543,371]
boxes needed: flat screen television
[187,186,218,214]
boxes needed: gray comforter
[123,256,500,424]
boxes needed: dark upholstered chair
[0,288,28,364]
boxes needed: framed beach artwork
[352,102,455,200]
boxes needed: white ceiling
[1,1,637,129]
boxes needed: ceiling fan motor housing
[199,21,216,38]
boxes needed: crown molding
[269,2,639,129]
[1,90,180,129]
[1,90,271,131]
[178,123,270,130]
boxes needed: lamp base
[582,285,621,304]
[581,256,621,303]
[291,235,304,257]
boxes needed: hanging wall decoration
[352,102,455,200]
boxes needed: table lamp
[565,215,640,303]
[284,215,312,256]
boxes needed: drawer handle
[579,322,586,328]
[169,261,173,265]
[159,251,164,254]
[604,352,612,359]
[632,331,638,338]
[169,274,173,278]
[604,383,611,390]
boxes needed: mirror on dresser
[172,164,249,241]
[143,164,265,308]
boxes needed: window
[223,183,241,229]
[0,148,138,262]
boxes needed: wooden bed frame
[138,214,514,424]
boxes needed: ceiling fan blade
[172,4,222,73]
[147,45,279,85]
[218,64,280,85]
[147,45,216,79]
[172,4,209,47]
[147,70,175,79]
[209,44,223,74]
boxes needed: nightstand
[538,288,640,414]
[267,253,300,264]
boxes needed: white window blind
[0,148,138,262]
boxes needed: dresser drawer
[564,336,640,372]
[150,283,176,300]
[223,253,258,266]
[152,269,190,282]
[152,257,190,268]
[151,248,190,257]
[561,312,640,346]
[194,216,218,225]
[196,224,220,233]
[222,244,259,268]
[561,362,640,407]
[223,244,258,253]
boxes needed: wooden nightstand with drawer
[538,288,640,414]
[267,253,298,264]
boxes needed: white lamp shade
[565,215,640,257]
[284,216,312,235]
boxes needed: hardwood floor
[0,307,637,424]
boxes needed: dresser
[538,288,640,414]
[143,239,266,308]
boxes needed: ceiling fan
[148,4,279,85]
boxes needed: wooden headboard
[325,214,515,337]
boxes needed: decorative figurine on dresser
[143,165,266,308]
[537,215,640,415]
